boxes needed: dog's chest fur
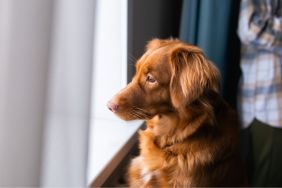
[128,114,214,187]
[128,112,246,187]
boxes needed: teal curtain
[180,0,241,107]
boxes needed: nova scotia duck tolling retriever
[107,39,247,187]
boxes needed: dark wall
[127,0,182,81]
[223,0,241,109]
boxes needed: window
[87,0,142,186]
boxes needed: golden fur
[107,39,247,187]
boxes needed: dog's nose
[107,101,119,113]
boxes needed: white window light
[87,0,142,186]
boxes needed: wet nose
[107,101,119,113]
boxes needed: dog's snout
[107,101,119,113]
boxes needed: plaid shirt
[238,0,282,128]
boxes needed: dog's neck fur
[146,91,221,150]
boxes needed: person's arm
[238,0,282,51]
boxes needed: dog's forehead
[141,48,169,70]
[134,49,171,84]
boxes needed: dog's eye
[146,75,156,83]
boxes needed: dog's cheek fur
[146,87,171,112]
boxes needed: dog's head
[107,39,220,120]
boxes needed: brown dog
[107,39,246,187]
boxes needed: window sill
[87,118,143,186]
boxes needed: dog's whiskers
[129,110,143,119]
[133,106,145,112]
[128,54,137,67]
[132,106,152,119]
[130,110,143,119]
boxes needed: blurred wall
[0,0,53,186]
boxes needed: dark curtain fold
[180,0,241,108]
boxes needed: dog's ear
[169,44,220,113]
